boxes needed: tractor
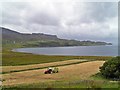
[44,67,59,74]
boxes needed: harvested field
[2,61,105,86]
[2,59,87,73]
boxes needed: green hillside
[1,27,112,48]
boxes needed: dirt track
[2,61,105,86]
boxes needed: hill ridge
[1,27,112,47]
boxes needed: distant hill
[1,27,112,48]
[2,27,58,42]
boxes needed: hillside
[1,27,112,47]
[2,27,58,42]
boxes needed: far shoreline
[11,45,117,57]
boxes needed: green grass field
[3,79,119,89]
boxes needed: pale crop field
[2,59,87,73]
[2,61,105,86]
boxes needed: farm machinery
[44,67,59,74]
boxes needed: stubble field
[2,61,104,86]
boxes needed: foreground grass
[2,79,119,89]
[2,49,112,66]
[3,73,119,89]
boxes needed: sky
[1,0,118,45]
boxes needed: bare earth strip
[2,61,105,86]
[2,59,87,73]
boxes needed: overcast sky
[1,0,118,45]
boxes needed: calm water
[13,46,118,56]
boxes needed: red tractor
[44,68,53,74]
[44,67,59,74]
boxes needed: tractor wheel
[44,72,47,74]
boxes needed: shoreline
[12,45,117,57]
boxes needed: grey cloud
[59,30,118,45]
[2,2,117,26]
[68,2,118,25]
[26,11,60,26]
[2,11,21,25]
[2,2,29,25]
[2,2,60,26]
[86,2,117,22]
[2,2,28,10]
[58,21,118,45]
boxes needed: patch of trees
[100,56,120,80]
